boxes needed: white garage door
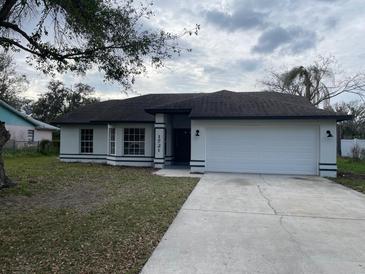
[206,125,318,175]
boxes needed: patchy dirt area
[0,156,198,274]
[0,183,106,213]
[337,171,365,180]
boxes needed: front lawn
[335,157,365,194]
[0,156,198,273]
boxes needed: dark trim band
[60,157,153,163]
[60,157,106,160]
[190,165,205,168]
[61,154,153,159]
[319,163,337,166]
[108,159,153,163]
[320,168,337,171]
[190,115,351,122]
[117,155,153,158]
[60,153,107,156]
[190,160,205,162]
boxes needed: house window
[27,130,34,142]
[124,128,145,155]
[109,128,116,155]
[80,129,93,153]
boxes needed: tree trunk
[304,71,312,102]
[337,124,342,156]
[0,122,15,189]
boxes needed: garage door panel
[205,126,318,175]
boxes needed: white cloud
[11,0,365,104]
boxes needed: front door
[173,129,191,164]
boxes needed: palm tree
[283,66,311,99]
[262,56,365,108]
[280,64,331,108]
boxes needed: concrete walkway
[141,173,365,274]
[153,168,203,178]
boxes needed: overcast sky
[16,0,365,103]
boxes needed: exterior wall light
[326,130,333,137]
[195,129,200,137]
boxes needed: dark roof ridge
[211,90,343,115]
[146,92,208,110]
[146,89,314,111]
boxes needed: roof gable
[0,100,59,130]
[0,103,34,127]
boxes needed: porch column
[154,113,166,168]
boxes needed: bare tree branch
[261,56,365,107]
[0,0,199,89]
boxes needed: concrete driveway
[141,173,365,274]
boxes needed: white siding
[59,119,338,177]
[111,123,154,157]
[60,123,154,167]
[109,123,154,167]
[4,125,53,149]
[60,125,107,155]
[34,130,53,141]
[93,126,108,155]
[60,126,81,154]
[191,119,338,177]
[5,124,35,142]
[318,122,337,177]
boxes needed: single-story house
[0,99,59,146]
[55,90,351,177]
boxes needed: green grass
[335,157,365,194]
[0,156,198,273]
[337,157,365,174]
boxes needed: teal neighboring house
[0,100,59,146]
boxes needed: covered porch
[153,113,192,169]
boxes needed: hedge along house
[0,99,59,146]
[55,90,351,177]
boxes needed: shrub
[39,140,59,155]
[39,140,51,154]
[361,148,365,160]
[351,143,362,161]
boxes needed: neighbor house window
[124,128,145,155]
[80,129,93,153]
[27,130,34,142]
[109,128,116,155]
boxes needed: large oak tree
[32,80,99,123]
[0,0,198,188]
[0,0,198,88]
[0,50,29,111]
